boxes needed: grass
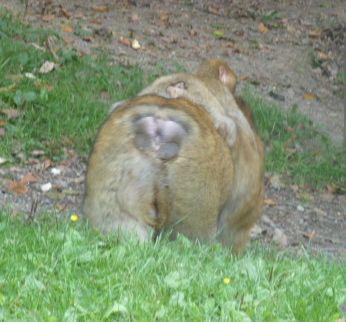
[0,8,345,321]
[0,212,345,321]
[0,8,345,189]
[242,89,346,189]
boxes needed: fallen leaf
[42,15,55,22]
[272,228,288,247]
[39,61,56,74]
[326,184,337,194]
[8,180,28,195]
[308,28,322,38]
[303,92,318,101]
[131,13,139,23]
[316,51,330,61]
[131,39,141,50]
[42,158,52,169]
[189,29,197,37]
[258,22,269,33]
[264,198,277,206]
[0,120,6,126]
[303,230,317,240]
[41,183,52,192]
[1,108,21,119]
[208,5,221,15]
[21,173,39,184]
[269,174,283,189]
[119,37,131,47]
[92,5,110,13]
[61,25,74,33]
[59,6,71,18]
[159,11,170,27]
[213,30,225,39]
[290,184,299,192]
[31,150,45,157]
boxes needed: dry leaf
[31,150,45,157]
[159,12,170,27]
[0,120,6,126]
[1,108,21,119]
[189,29,197,37]
[21,173,39,184]
[131,13,139,23]
[258,22,269,33]
[131,39,141,50]
[264,198,277,206]
[89,18,102,25]
[42,15,55,22]
[61,25,74,33]
[119,36,131,47]
[92,5,110,13]
[303,92,317,101]
[303,230,317,240]
[208,5,221,15]
[308,29,322,38]
[42,158,52,169]
[39,61,56,74]
[326,184,337,194]
[59,6,71,18]
[8,180,28,195]
[317,51,330,61]
[272,228,288,247]
[239,75,249,81]
[0,128,5,137]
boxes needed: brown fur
[84,59,264,252]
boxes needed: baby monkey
[140,59,256,149]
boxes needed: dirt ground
[1,0,345,255]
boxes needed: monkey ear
[219,66,236,93]
[166,81,187,98]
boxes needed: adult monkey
[84,60,264,252]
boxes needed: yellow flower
[70,213,80,222]
[223,277,231,285]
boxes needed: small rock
[0,157,7,165]
[41,183,52,192]
[272,228,288,247]
[297,205,304,212]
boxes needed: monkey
[84,93,264,252]
[84,95,234,243]
[195,59,257,130]
[138,60,257,151]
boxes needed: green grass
[0,8,345,189]
[0,212,345,321]
[242,89,346,189]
